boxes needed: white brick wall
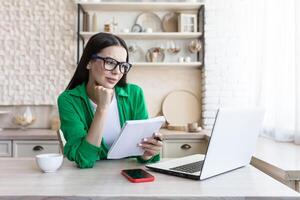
[296,0,300,143]
[203,0,260,129]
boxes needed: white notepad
[107,116,166,159]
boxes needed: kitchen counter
[0,129,57,140]
[0,158,299,199]
[160,128,210,140]
[0,128,208,141]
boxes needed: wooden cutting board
[162,90,200,126]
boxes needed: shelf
[0,111,10,115]
[76,1,205,66]
[80,32,202,40]
[77,2,204,11]
[131,62,202,68]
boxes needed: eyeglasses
[91,54,132,74]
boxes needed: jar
[104,23,113,33]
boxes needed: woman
[57,32,162,168]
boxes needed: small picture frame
[178,13,197,32]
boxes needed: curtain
[254,0,300,143]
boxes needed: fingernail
[137,143,142,147]
[143,138,147,142]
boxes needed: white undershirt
[89,92,121,148]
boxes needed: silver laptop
[146,108,264,180]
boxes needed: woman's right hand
[93,82,114,110]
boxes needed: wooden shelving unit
[76,1,205,68]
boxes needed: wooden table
[252,137,300,192]
[0,158,299,199]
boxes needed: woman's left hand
[139,132,163,161]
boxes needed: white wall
[0,0,76,105]
[295,0,300,143]
[202,0,259,129]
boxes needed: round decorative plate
[162,90,200,125]
[162,12,179,32]
[136,12,162,32]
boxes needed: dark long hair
[66,32,129,90]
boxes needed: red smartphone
[121,168,155,183]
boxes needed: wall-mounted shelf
[80,32,203,40]
[77,2,203,11]
[76,1,205,67]
[132,62,202,68]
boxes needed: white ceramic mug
[35,153,63,173]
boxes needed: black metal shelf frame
[77,4,85,64]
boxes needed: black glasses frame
[91,54,132,74]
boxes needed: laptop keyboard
[170,160,204,173]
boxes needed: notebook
[107,116,166,159]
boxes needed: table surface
[0,158,299,199]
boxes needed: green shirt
[57,82,160,168]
